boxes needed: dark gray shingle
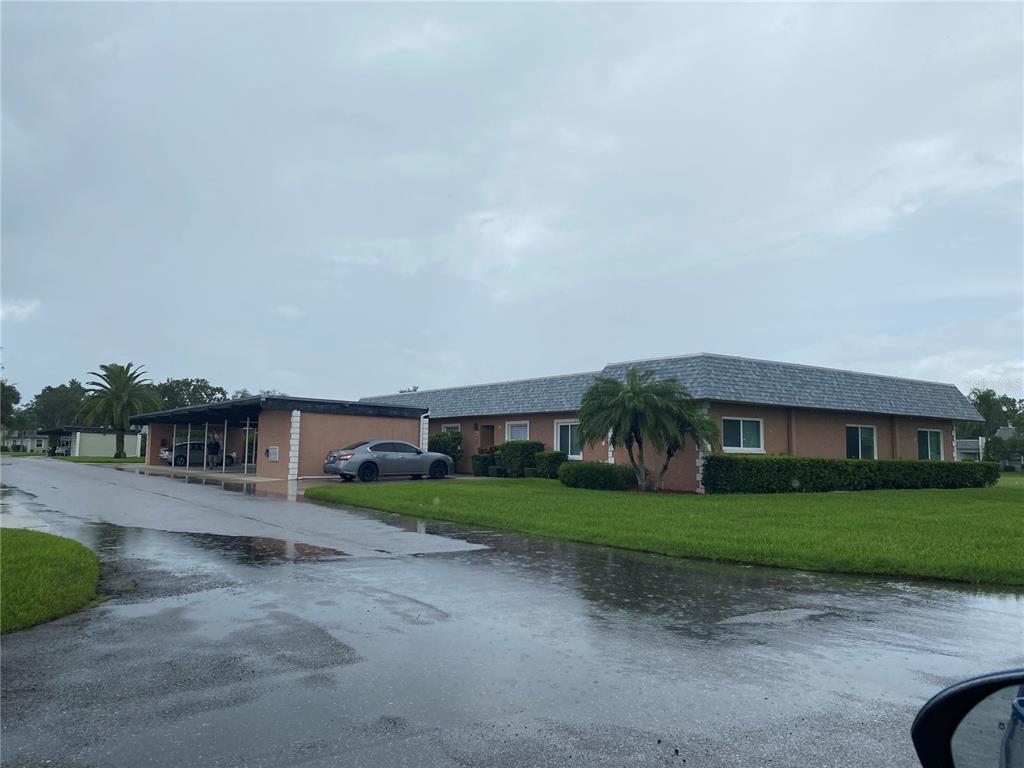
[362,354,982,422]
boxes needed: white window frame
[505,420,530,441]
[554,419,582,460]
[721,417,764,454]
[918,429,944,461]
[846,424,877,460]
[441,424,461,434]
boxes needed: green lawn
[1,530,101,632]
[305,475,1024,586]
[54,456,145,464]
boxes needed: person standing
[207,432,221,469]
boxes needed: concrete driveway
[2,458,1021,767]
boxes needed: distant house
[37,426,143,457]
[362,352,984,492]
[954,437,985,462]
[993,426,1023,471]
[0,429,49,452]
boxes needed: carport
[130,396,427,481]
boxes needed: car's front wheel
[224,455,234,467]
[358,463,379,483]
[340,475,354,483]
[428,461,448,480]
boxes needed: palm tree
[653,406,719,491]
[578,368,699,490]
[78,363,162,457]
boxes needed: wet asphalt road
[1,459,1022,768]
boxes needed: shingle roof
[362,354,983,422]
[360,371,600,419]
[601,354,983,422]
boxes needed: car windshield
[340,441,369,451]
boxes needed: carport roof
[38,425,142,436]
[130,396,426,427]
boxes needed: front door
[479,425,495,451]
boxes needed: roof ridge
[363,369,601,400]
[605,352,962,389]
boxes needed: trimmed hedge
[487,465,507,478]
[471,453,495,477]
[534,450,569,479]
[494,440,545,478]
[428,431,464,466]
[703,455,1001,494]
[558,461,637,491]
[523,467,539,478]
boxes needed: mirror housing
[912,668,1024,768]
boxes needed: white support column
[243,417,250,475]
[171,424,177,466]
[287,410,301,481]
[221,419,228,472]
[695,402,710,494]
[185,424,192,469]
[203,423,209,470]
[420,413,430,452]
[73,431,82,457]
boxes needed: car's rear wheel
[428,461,447,480]
[173,455,186,467]
[358,463,379,483]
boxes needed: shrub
[702,455,1001,494]
[493,440,545,478]
[523,467,539,478]
[471,453,495,477]
[428,431,464,466]
[534,450,569,479]
[558,461,637,491]
[487,465,507,478]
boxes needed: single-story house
[362,353,984,492]
[1,429,49,452]
[130,396,427,480]
[38,426,144,457]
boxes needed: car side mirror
[912,669,1024,768]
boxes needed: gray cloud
[2,3,1021,399]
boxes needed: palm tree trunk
[656,445,679,491]
[635,434,649,490]
[115,430,125,459]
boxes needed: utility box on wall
[266,446,280,462]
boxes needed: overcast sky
[3,3,1022,403]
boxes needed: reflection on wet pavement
[1,458,1022,768]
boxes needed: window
[555,419,582,459]
[918,429,943,460]
[370,442,396,453]
[721,418,763,452]
[392,442,421,454]
[441,424,461,433]
[506,421,529,441]
[845,426,876,460]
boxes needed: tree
[960,388,1020,438]
[577,368,702,490]
[1,379,21,427]
[23,379,88,430]
[78,363,163,457]
[155,378,228,410]
[230,388,287,400]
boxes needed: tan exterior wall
[428,411,609,474]
[297,412,421,478]
[256,410,292,480]
[146,424,174,464]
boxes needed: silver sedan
[323,440,454,482]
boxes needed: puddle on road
[1,485,347,567]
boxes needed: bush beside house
[534,451,568,479]
[558,461,637,491]
[703,455,1000,494]
[493,440,545,477]
[471,452,495,477]
[428,431,464,467]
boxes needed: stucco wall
[256,410,292,479]
[76,432,141,457]
[297,412,421,478]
